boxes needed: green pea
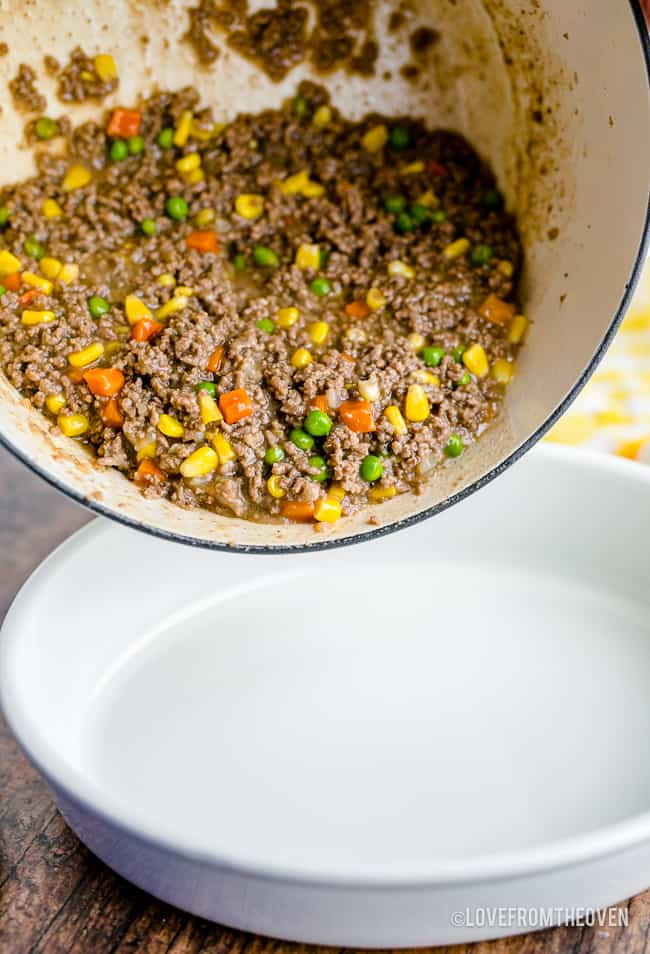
[253,245,279,268]
[470,244,493,266]
[165,196,188,221]
[140,217,156,237]
[264,445,285,465]
[128,135,145,155]
[88,295,110,318]
[256,317,275,334]
[389,125,410,150]
[0,207,11,228]
[24,236,44,260]
[451,345,465,363]
[35,116,58,140]
[293,95,308,117]
[483,188,503,210]
[457,371,471,387]
[410,203,430,225]
[233,253,247,272]
[395,212,414,234]
[305,409,332,437]
[290,428,315,452]
[310,277,331,296]
[308,455,329,482]
[421,346,444,367]
[157,127,174,149]
[431,209,446,223]
[109,139,129,162]
[196,381,216,396]
[384,195,406,214]
[0,284,6,297]
[444,434,464,458]
[360,454,383,482]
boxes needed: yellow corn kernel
[211,432,236,464]
[417,190,439,208]
[57,263,79,285]
[462,343,489,378]
[498,260,514,278]
[291,347,312,369]
[362,124,388,153]
[174,285,194,297]
[68,342,105,367]
[180,445,219,478]
[280,169,310,195]
[189,119,212,141]
[45,394,66,414]
[57,413,89,438]
[158,414,184,438]
[176,152,201,175]
[21,271,53,294]
[173,110,193,148]
[62,164,92,192]
[267,475,286,498]
[366,287,386,311]
[443,237,470,260]
[194,207,216,228]
[508,314,529,345]
[302,180,325,198]
[156,295,188,320]
[136,441,156,461]
[235,194,265,220]
[411,369,440,386]
[313,105,332,128]
[328,483,346,502]
[401,160,425,174]
[388,259,415,279]
[276,306,300,329]
[198,390,223,424]
[40,257,62,280]
[94,53,117,82]
[157,272,176,288]
[369,485,397,502]
[0,250,22,276]
[358,378,380,402]
[295,243,320,270]
[314,496,342,523]
[405,384,430,422]
[407,332,426,351]
[308,320,329,345]
[42,198,63,219]
[124,295,152,325]
[21,309,55,326]
[491,358,515,384]
[185,167,204,185]
[384,405,407,435]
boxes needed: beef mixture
[0,81,527,525]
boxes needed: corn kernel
[462,343,489,378]
[68,342,104,367]
[40,257,62,280]
[291,347,312,369]
[157,273,176,288]
[184,167,204,185]
[498,260,514,278]
[328,483,346,502]
[267,475,286,498]
[407,332,425,351]
[57,263,79,285]
[62,164,92,192]
[176,152,201,175]
[235,193,265,220]
[94,53,117,82]
[443,237,470,260]
[401,160,425,174]
[198,390,223,424]
[276,306,300,328]
[384,405,407,435]
[491,358,515,384]
[124,295,152,325]
[314,496,342,523]
[308,320,329,345]
[280,169,310,195]
[80,70,94,82]
[405,384,430,422]
[156,294,188,320]
[211,432,236,464]
[42,199,63,219]
[57,413,89,437]
[194,207,216,228]
[180,445,219,478]
[358,378,380,402]
[313,105,332,128]
[104,341,121,357]
[136,441,156,461]
[0,250,22,276]
[295,243,320,270]
[369,485,397,501]
[45,394,66,414]
[411,369,440,386]
[417,190,439,208]
[21,309,55,326]
[173,110,193,148]
[388,259,415,279]
[362,124,388,152]
[158,414,184,438]
[508,314,529,345]
[366,287,386,311]
[21,272,53,294]
[302,181,325,198]
[174,285,194,297]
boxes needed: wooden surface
[1,445,650,954]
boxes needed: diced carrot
[281,500,315,522]
[428,159,448,177]
[131,318,163,342]
[207,345,224,372]
[345,300,370,319]
[478,293,516,326]
[312,394,329,414]
[339,399,376,433]
[83,367,125,396]
[107,108,141,138]
[67,368,84,384]
[18,289,40,306]
[185,230,219,254]
[134,458,166,484]
[101,396,124,428]
[219,387,253,424]
[4,272,21,292]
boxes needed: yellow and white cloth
[546,263,650,464]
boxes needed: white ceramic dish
[2,443,650,946]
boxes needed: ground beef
[57,47,118,103]
[9,64,46,113]
[0,81,524,526]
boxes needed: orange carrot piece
[101,396,124,428]
[219,387,253,424]
[281,500,315,522]
[4,272,21,292]
[83,367,125,396]
[134,458,166,484]
[339,399,376,433]
[207,346,224,372]
[185,230,219,254]
[131,318,163,342]
[67,368,84,384]
[107,108,141,138]
[345,300,370,319]
[18,288,40,306]
[478,293,516,326]
[312,394,329,414]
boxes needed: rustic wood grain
[0,444,648,954]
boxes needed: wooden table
[1,445,648,954]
